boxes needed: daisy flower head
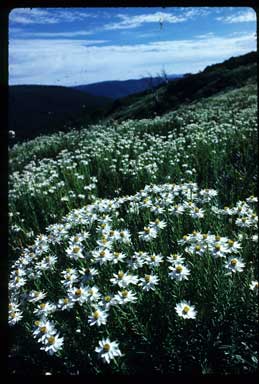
[8,308,23,326]
[95,338,122,364]
[138,226,158,242]
[139,274,159,291]
[88,308,108,327]
[67,286,89,305]
[32,319,56,342]
[40,333,64,355]
[175,301,197,319]
[167,253,185,265]
[66,245,84,260]
[114,289,137,305]
[33,302,57,317]
[150,218,167,230]
[168,264,190,281]
[28,290,47,303]
[146,253,163,268]
[225,257,245,274]
[58,297,74,311]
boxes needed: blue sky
[9,7,256,86]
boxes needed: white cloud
[9,33,256,86]
[104,12,188,30]
[9,8,96,25]
[103,8,210,31]
[217,9,256,23]
[18,31,101,38]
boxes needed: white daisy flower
[138,274,159,291]
[57,297,74,311]
[66,245,84,260]
[8,308,23,326]
[175,301,197,319]
[40,333,64,355]
[67,286,89,305]
[167,253,185,265]
[139,226,158,241]
[95,338,122,364]
[114,289,137,304]
[225,257,245,273]
[32,319,56,342]
[168,264,190,281]
[33,302,57,317]
[146,253,164,268]
[28,290,47,303]
[88,308,108,327]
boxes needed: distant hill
[74,75,182,100]
[9,85,111,142]
[105,51,257,121]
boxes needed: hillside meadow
[8,82,258,375]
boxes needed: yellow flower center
[114,252,120,258]
[176,265,183,273]
[120,232,125,237]
[74,236,79,242]
[203,234,208,239]
[73,246,80,253]
[228,240,234,247]
[194,208,199,213]
[231,259,237,266]
[103,343,110,352]
[40,326,47,333]
[40,303,46,309]
[224,206,229,211]
[122,290,128,298]
[241,218,246,222]
[101,223,106,229]
[144,227,150,233]
[93,311,99,319]
[100,250,106,257]
[144,275,151,282]
[215,244,221,251]
[155,219,160,224]
[88,289,94,295]
[151,255,156,261]
[216,236,221,241]
[104,295,111,302]
[48,336,55,345]
[144,198,149,204]
[34,320,40,326]
[118,271,124,279]
[63,298,69,304]
[183,306,190,313]
[110,230,115,236]
[101,238,107,244]
[183,235,188,240]
[75,289,82,296]
[195,245,201,251]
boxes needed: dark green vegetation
[9,85,111,142]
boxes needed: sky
[9,7,257,86]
